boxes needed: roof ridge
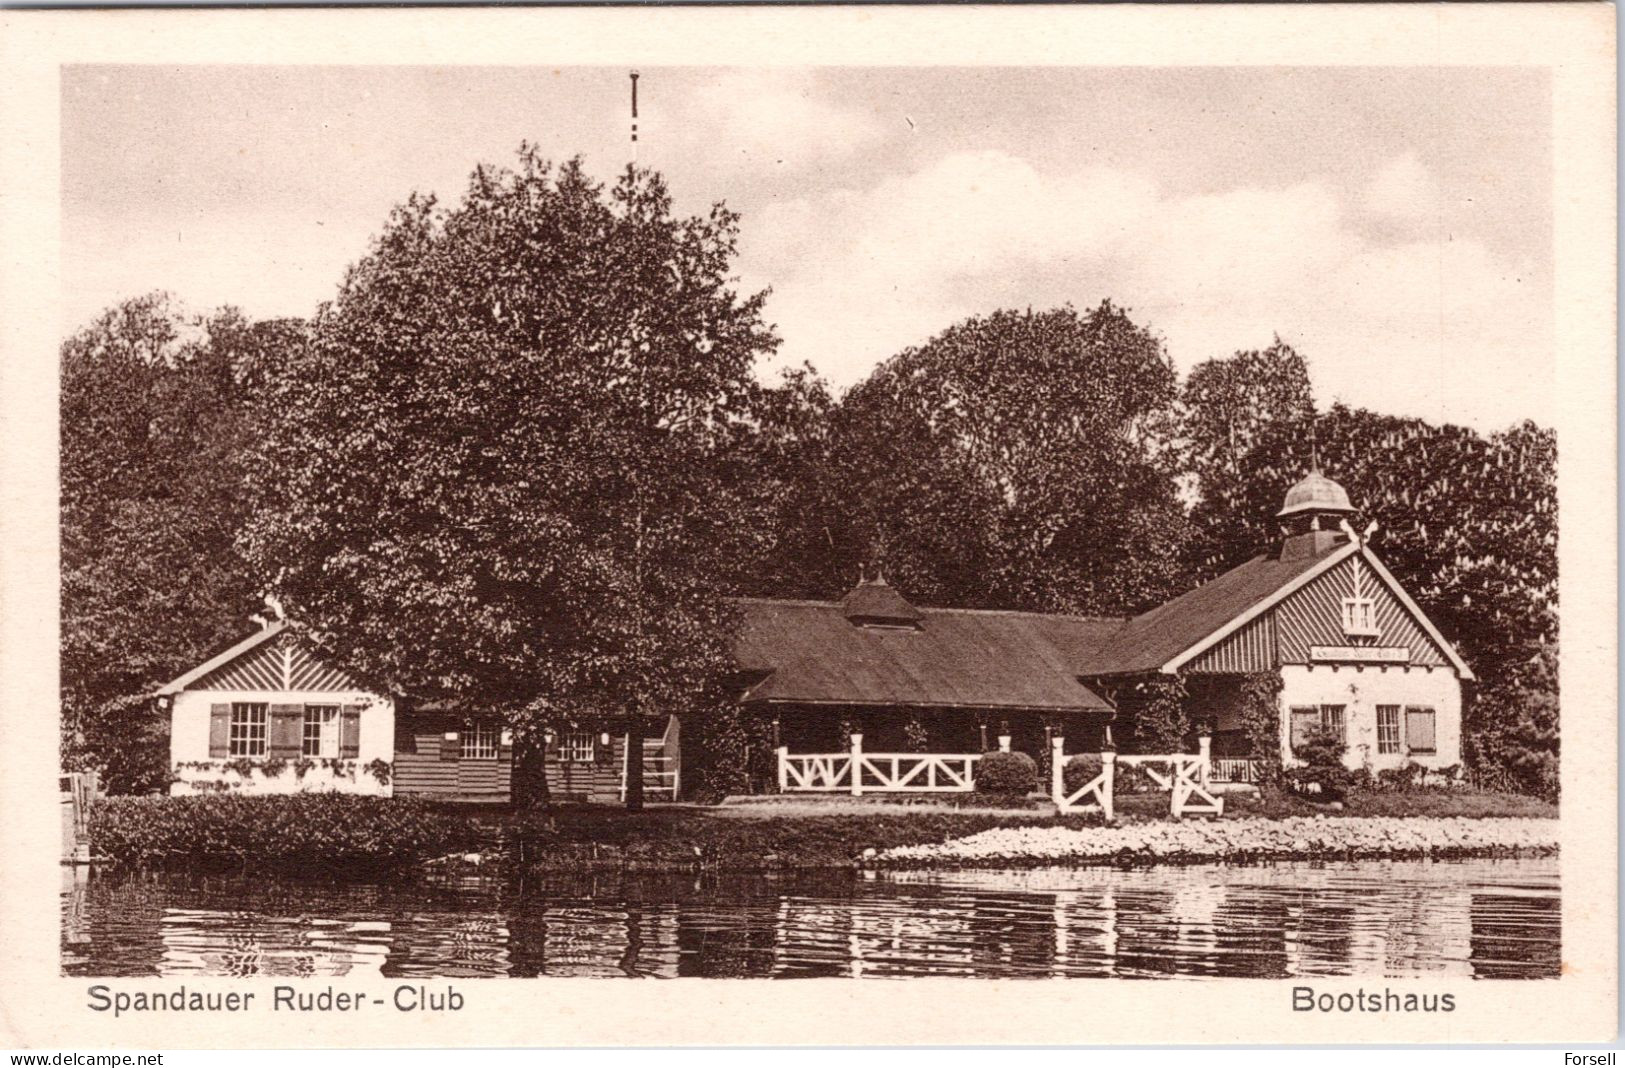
[732,595,1127,624]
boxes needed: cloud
[744,150,1550,432]
[678,70,890,171]
[1364,152,1440,221]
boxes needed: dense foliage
[1131,675,1190,753]
[60,295,298,792]
[1236,672,1286,788]
[89,794,469,871]
[60,149,1559,801]
[1286,724,1350,803]
[1061,753,1105,797]
[745,304,1190,616]
[236,150,782,805]
[974,750,1038,795]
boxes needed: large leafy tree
[61,295,294,792]
[1179,339,1316,580]
[752,303,1190,616]
[239,150,779,806]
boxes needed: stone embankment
[869,816,1559,869]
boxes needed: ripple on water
[61,856,1559,980]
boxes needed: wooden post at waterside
[1050,735,1065,805]
[625,720,645,811]
[850,732,864,797]
[1101,751,1116,823]
[777,746,789,793]
[1198,734,1212,790]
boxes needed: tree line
[60,149,1558,799]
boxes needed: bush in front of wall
[974,750,1037,795]
[1237,671,1285,788]
[87,793,472,872]
[365,758,392,786]
[1286,724,1349,803]
[1061,754,1105,797]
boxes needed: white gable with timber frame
[1166,544,1474,678]
[156,622,365,695]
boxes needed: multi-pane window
[1319,704,1346,741]
[560,730,596,763]
[302,705,340,758]
[229,702,268,757]
[1376,705,1402,754]
[461,722,499,760]
[1341,597,1379,638]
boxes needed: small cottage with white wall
[158,622,396,796]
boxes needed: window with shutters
[1340,597,1379,639]
[302,705,340,757]
[560,730,595,763]
[1376,705,1401,754]
[229,702,268,757]
[461,722,499,760]
[1405,707,1437,754]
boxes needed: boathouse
[156,472,1470,800]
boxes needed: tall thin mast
[629,70,640,166]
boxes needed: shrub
[1287,724,1348,803]
[975,750,1037,795]
[1377,761,1425,792]
[1061,754,1104,796]
[88,793,471,873]
[1112,760,1162,795]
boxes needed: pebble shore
[869,816,1559,869]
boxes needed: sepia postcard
[0,3,1615,1049]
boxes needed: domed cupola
[1277,470,1356,531]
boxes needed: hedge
[88,793,471,872]
[975,750,1037,795]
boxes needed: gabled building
[1070,471,1472,774]
[155,471,1470,800]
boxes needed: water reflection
[62,857,1559,980]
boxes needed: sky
[62,65,1553,432]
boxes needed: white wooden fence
[777,734,986,795]
[1051,735,1224,819]
[775,732,1227,818]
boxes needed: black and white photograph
[1,3,1615,1050]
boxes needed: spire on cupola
[1276,469,1357,561]
[1277,469,1356,532]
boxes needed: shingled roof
[733,597,1119,711]
[1071,537,1359,676]
[731,531,1411,704]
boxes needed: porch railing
[777,734,983,795]
[1209,757,1259,784]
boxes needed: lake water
[62,857,1559,980]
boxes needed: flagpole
[629,70,640,167]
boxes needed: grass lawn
[1105,788,1555,822]
[508,805,1058,870]
[505,788,1555,871]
